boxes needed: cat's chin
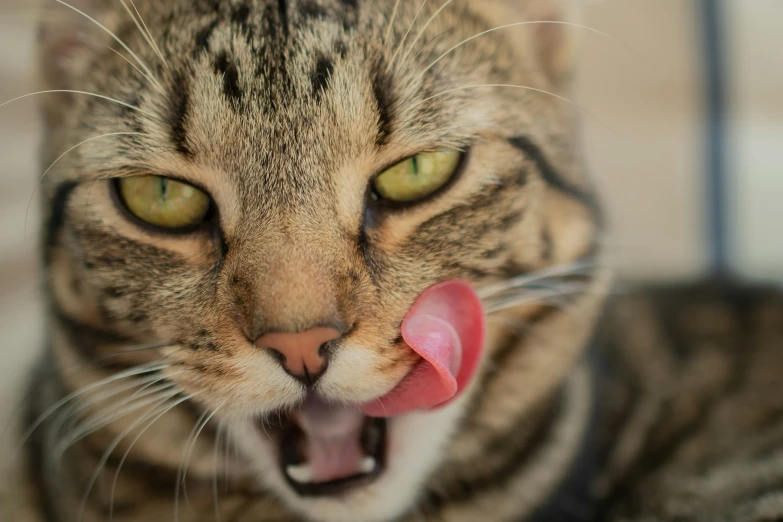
[231,393,469,522]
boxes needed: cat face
[39,0,601,521]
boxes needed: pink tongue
[361,280,486,418]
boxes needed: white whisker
[400,0,455,66]
[484,286,588,315]
[478,261,595,300]
[423,21,643,74]
[175,401,227,521]
[384,0,403,45]
[0,89,154,117]
[47,372,174,451]
[106,47,166,95]
[387,0,428,72]
[55,0,160,85]
[19,362,171,451]
[53,387,181,462]
[424,84,615,135]
[120,0,168,68]
[78,391,201,522]
[213,422,225,522]
[108,396,183,520]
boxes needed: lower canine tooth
[286,464,314,484]
[359,457,376,474]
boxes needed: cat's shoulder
[596,278,783,521]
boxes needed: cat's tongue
[361,280,485,418]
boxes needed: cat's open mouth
[261,393,387,496]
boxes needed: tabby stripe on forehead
[508,136,597,210]
[44,180,79,264]
[169,71,192,157]
[311,55,334,98]
[277,0,289,38]
[214,51,244,106]
[372,61,395,146]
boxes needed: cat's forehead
[112,0,483,190]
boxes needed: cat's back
[598,279,783,521]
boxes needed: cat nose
[256,327,342,386]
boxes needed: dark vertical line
[699,0,731,275]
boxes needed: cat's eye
[373,149,462,203]
[117,176,211,230]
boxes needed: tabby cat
[4,0,783,521]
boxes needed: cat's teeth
[359,457,377,475]
[286,464,314,484]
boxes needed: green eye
[373,149,461,203]
[117,176,211,230]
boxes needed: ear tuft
[475,0,578,87]
[522,0,578,86]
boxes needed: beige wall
[576,0,707,280]
[0,3,43,425]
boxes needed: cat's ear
[38,0,115,124]
[520,0,578,86]
[478,0,578,87]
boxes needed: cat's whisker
[484,286,589,315]
[54,0,161,86]
[0,90,153,117]
[106,47,167,96]
[175,409,210,514]
[424,83,616,136]
[213,422,225,522]
[53,387,182,462]
[24,131,147,238]
[119,0,169,69]
[176,401,227,520]
[387,0,428,73]
[78,390,201,522]
[423,21,648,75]
[47,371,178,449]
[414,29,451,60]
[107,395,184,521]
[18,362,172,451]
[116,341,176,353]
[399,0,455,66]
[478,261,596,300]
[384,0,403,46]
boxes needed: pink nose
[256,327,342,385]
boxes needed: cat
[4,0,783,521]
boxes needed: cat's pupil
[159,177,168,201]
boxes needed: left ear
[523,0,577,85]
[476,0,579,87]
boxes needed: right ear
[38,0,115,125]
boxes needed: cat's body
[5,1,783,521]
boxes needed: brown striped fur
[4,1,782,521]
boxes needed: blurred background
[0,0,781,423]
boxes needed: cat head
[38,1,601,521]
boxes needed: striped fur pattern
[4,0,781,521]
